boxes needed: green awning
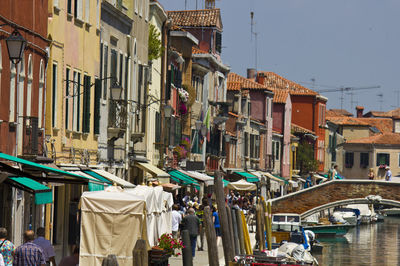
[272,174,289,185]
[81,170,112,185]
[88,182,104,191]
[0,152,100,184]
[222,179,230,187]
[169,170,200,190]
[8,177,52,205]
[234,171,259,183]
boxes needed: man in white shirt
[33,227,56,266]
[384,166,392,181]
[171,204,182,239]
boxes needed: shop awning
[180,170,214,186]
[0,153,100,184]
[6,177,52,205]
[168,170,200,189]
[86,169,136,188]
[263,172,289,185]
[234,171,259,183]
[288,180,299,187]
[227,179,256,191]
[66,170,111,191]
[135,162,170,178]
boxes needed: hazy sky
[159,0,400,115]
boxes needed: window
[82,75,91,133]
[96,0,100,28]
[345,152,354,168]
[52,63,58,127]
[191,129,202,154]
[376,153,390,167]
[244,132,249,157]
[103,44,108,99]
[18,55,25,125]
[215,31,222,54]
[144,0,149,21]
[135,0,138,14]
[360,153,369,168]
[319,104,326,126]
[85,0,90,23]
[74,0,83,19]
[26,55,33,117]
[65,68,70,130]
[139,0,142,17]
[155,112,161,143]
[248,102,251,117]
[119,53,123,87]
[77,72,81,131]
[192,75,203,102]
[9,63,16,122]
[38,61,44,128]
[72,71,81,131]
[275,141,280,160]
[124,56,129,99]
[110,49,117,82]
[54,0,59,8]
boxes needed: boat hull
[303,224,354,237]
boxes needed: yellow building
[46,0,100,165]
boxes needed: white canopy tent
[227,179,257,191]
[126,185,173,247]
[80,186,146,266]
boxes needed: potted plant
[156,233,184,257]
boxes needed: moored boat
[303,223,354,237]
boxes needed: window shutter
[77,73,81,131]
[155,112,161,143]
[94,78,101,134]
[216,32,222,53]
[82,75,91,133]
[65,69,70,130]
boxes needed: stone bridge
[270,180,400,219]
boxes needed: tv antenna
[250,11,258,70]
[377,93,383,111]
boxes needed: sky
[159,0,400,115]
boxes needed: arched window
[38,60,44,128]
[26,54,33,117]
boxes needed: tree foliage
[297,141,319,175]
[148,24,164,61]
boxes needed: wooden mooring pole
[203,206,219,266]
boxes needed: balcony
[22,116,44,156]
[108,99,127,140]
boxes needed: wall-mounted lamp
[6,29,27,64]
[110,82,123,100]
[164,104,173,118]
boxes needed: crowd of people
[0,227,78,266]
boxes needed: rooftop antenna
[346,92,358,115]
[395,90,400,108]
[205,0,215,9]
[377,93,383,111]
[250,11,258,70]
[311,78,316,90]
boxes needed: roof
[227,72,271,91]
[257,71,318,96]
[326,109,353,117]
[363,111,392,118]
[291,123,315,135]
[272,89,289,104]
[167,9,222,30]
[346,133,400,145]
[358,118,393,134]
[327,116,370,126]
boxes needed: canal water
[313,217,400,265]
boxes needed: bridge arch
[270,180,400,216]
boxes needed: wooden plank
[204,206,219,266]
[132,239,148,266]
[235,208,245,254]
[214,171,234,264]
[231,208,240,255]
[226,206,235,255]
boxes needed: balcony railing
[108,99,127,129]
[22,116,44,156]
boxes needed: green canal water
[313,217,400,265]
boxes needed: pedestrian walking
[13,230,46,266]
[212,206,221,246]
[33,227,56,266]
[332,165,338,180]
[59,246,79,266]
[171,204,182,239]
[195,199,207,251]
[368,168,375,180]
[181,208,200,257]
[384,166,392,181]
[0,228,15,266]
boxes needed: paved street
[169,232,256,266]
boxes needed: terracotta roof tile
[364,111,392,118]
[358,118,393,134]
[327,117,369,126]
[326,109,353,117]
[272,89,289,104]
[227,72,271,91]
[192,47,208,55]
[291,123,315,135]
[167,9,222,29]
[257,71,318,96]
[347,133,400,145]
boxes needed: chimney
[247,68,256,80]
[356,106,364,118]
[257,72,265,85]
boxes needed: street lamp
[6,30,26,64]
[110,82,123,100]
[164,104,173,118]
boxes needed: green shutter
[94,78,101,134]
[155,112,161,143]
[77,73,81,131]
[82,75,91,133]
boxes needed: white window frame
[77,0,83,20]
[38,60,44,128]
[139,0,142,17]
[135,0,138,14]
[73,70,78,131]
[26,54,33,117]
